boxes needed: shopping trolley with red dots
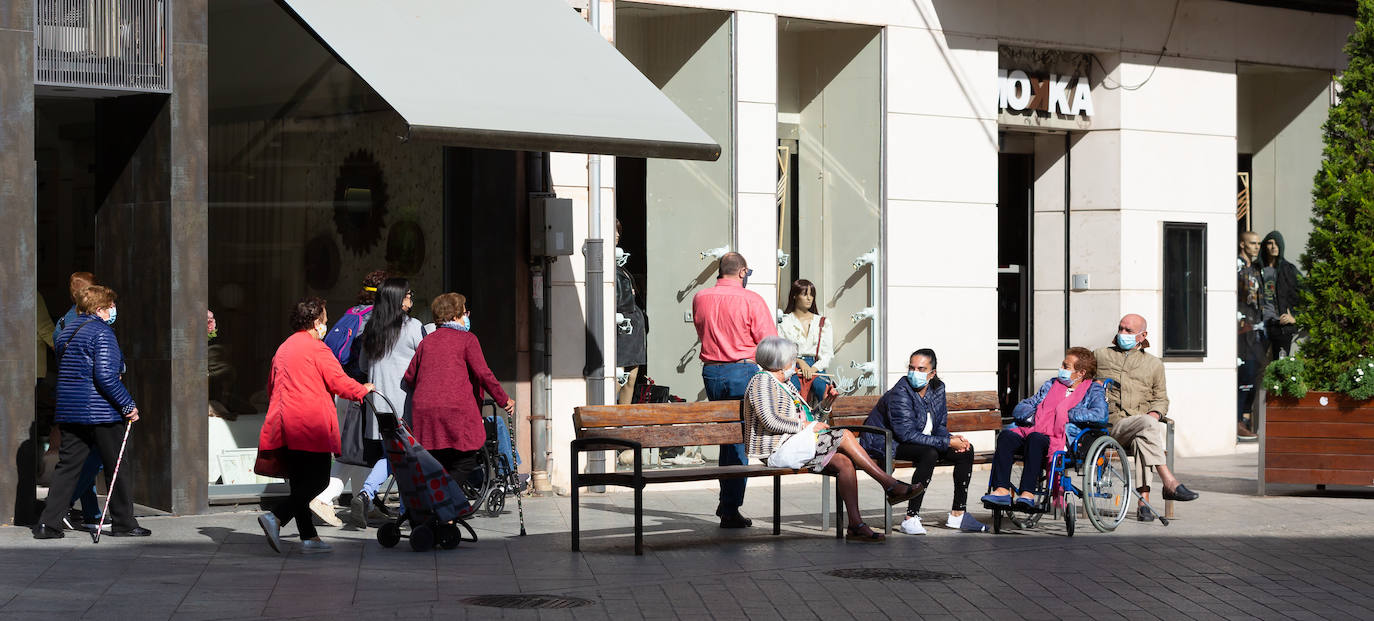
[367,392,478,552]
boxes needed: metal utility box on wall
[531,197,574,257]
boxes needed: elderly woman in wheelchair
[981,347,1107,520]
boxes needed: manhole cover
[825,568,962,582]
[460,594,596,609]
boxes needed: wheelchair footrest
[982,500,1047,514]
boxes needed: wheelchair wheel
[485,484,506,518]
[1082,435,1131,533]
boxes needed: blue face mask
[104,307,118,325]
[1058,368,1074,383]
[1116,333,1137,350]
[461,315,471,331]
[907,370,929,389]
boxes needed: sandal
[845,522,885,543]
[885,482,926,505]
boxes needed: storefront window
[1162,222,1207,357]
[207,1,445,489]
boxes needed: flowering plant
[207,310,218,341]
[1262,356,1308,399]
[1336,357,1374,401]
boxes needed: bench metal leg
[820,479,832,531]
[773,475,782,535]
[570,477,580,552]
[1165,420,1176,519]
[634,485,643,556]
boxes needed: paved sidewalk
[2,450,1373,620]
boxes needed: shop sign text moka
[997,70,1094,118]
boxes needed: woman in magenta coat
[404,293,515,484]
[257,297,373,554]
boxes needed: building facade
[0,0,1354,522]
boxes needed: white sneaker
[258,513,281,553]
[309,498,342,527]
[946,513,963,529]
[899,515,927,535]
[300,538,333,554]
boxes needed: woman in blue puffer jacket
[33,285,150,540]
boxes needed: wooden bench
[823,391,1002,532]
[572,400,878,555]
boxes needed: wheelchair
[982,422,1139,535]
[458,400,524,518]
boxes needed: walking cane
[92,420,134,543]
[503,408,527,536]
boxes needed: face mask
[615,247,629,267]
[1116,333,1137,350]
[782,367,796,381]
[1058,368,1074,383]
[316,323,327,339]
[104,307,118,325]
[461,315,471,331]
[907,371,929,389]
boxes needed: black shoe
[719,513,752,529]
[109,526,152,537]
[1162,484,1199,502]
[1137,505,1157,522]
[33,524,65,539]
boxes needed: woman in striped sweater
[743,336,924,542]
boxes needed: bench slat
[830,410,1002,433]
[576,401,739,428]
[576,422,744,449]
[578,464,804,487]
[826,391,999,417]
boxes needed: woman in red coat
[404,293,514,484]
[257,297,373,554]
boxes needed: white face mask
[316,323,327,339]
[782,367,797,381]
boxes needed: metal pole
[1063,132,1071,352]
[584,0,607,486]
[528,151,552,494]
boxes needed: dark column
[0,0,38,525]
[170,0,209,515]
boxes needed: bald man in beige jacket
[1095,314,1199,522]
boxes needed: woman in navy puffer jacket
[33,285,149,539]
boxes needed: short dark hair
[289,296,327,332]
[431,292,467,323]
[909,348,938,370]
[718,252,747,278]
[1067,346,1097,379]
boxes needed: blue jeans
[788,355,831,403]
[361,458,389,498]
[702,361,758,514]
[71,450,103,521]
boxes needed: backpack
[324,305,371,368]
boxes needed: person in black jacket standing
[1261,230,1301,360]
[861,349,987,535]
[34,286,149,539]
[614,220,648,405]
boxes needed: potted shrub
[1260,0,1374,492]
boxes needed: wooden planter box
[1258,391,1374,494]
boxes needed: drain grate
[824,568,962,582]
[460,594,596,609]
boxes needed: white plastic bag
[767,422,819,469]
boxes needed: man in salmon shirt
[692,252,777,529]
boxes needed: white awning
[278,0,720,161]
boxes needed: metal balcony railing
[35,0,170,92]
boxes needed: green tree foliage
[1298,0,1374,390]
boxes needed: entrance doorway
[997,133,1034,420]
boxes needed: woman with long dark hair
[778,279,833,405]
[347,277,425,528]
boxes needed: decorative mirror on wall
[333,149,388,255]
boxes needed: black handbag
[337,398,369,466]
